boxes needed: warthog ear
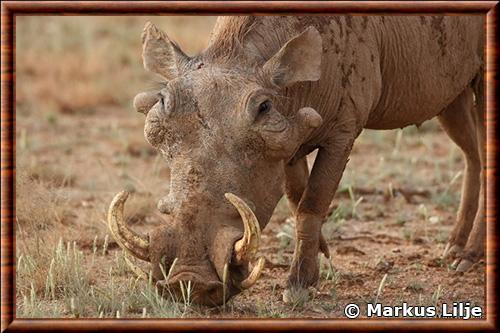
[262,27,322,87]
[142,22,190,80]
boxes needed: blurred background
[16,16,217,116]
[15,16,477,318]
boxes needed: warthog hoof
[442,242,463,260]
[452,259,474,272]
[450,248,483,273]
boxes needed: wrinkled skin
[110,16,485,305]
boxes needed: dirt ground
[15,16,485,319]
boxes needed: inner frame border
[1,1,497,331]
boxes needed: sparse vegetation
[17,239,199,318]
[16,170,73,231]
[406,280,425,293]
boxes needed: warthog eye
[158,91,171,116]
[159,95,165,110]
[258,100,272,114]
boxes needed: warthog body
[109,16,485,305]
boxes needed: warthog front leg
[286,126,358,297]
[284,157,309,215]
[284,157,330,259]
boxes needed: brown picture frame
[1,1,498,331]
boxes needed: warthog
[108,16,485,306]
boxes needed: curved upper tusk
[240,257,265,289]
[225,193,261,265]
[108,191,150,262]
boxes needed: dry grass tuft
[25,162,77,188]
[16,171,73,231]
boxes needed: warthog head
[108,20,323,306]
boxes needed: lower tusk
[240,257,265,289]
[123,252,149,280]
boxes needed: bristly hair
[202,16,301,71]
[202,16,258,63]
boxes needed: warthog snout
[107,191,265,306]
[157,271,226,306]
